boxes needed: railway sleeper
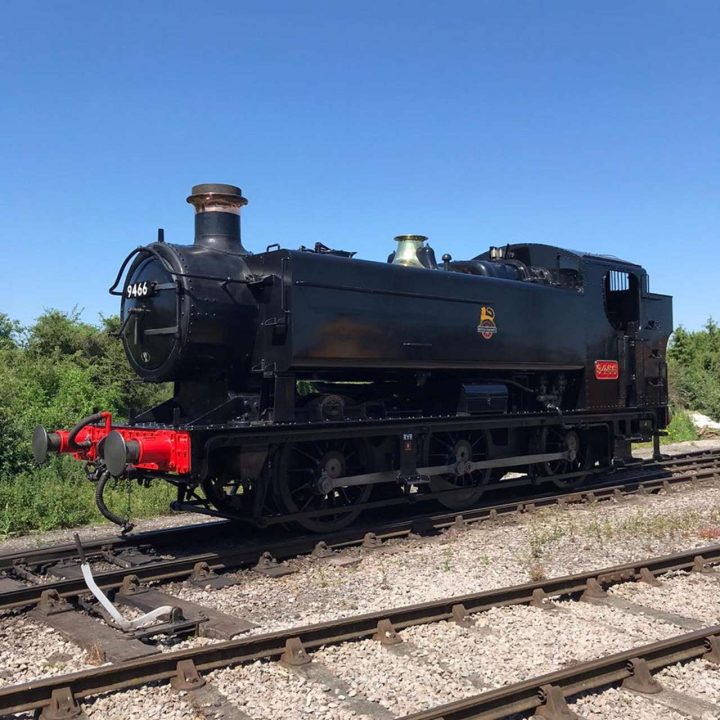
[30,590,159,664]
[116,574,258,639]
[624,685,720,720]
[4,553,720,718]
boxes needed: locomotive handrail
[109,245,258,297]
[109,246,155,296]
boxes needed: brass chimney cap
[394,234,428,243]
[187,183,248,210]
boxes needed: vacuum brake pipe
[94,471,135,534]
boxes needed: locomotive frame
[32,183,672,533]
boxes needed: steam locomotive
[33,183,672,532]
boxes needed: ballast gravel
[170,479,720,636]
[82,683,198,720]
[657,658,720,705]
[209,662,376,720]
[611,571,720,625]
[3,438,720,719]
[568,686,689,719]
[311,600,695,716]
[0,614,97,687]
[633,437,720,459]
[0,510,216,555]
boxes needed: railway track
[3,447,717,572]
[2,544,720,718]
[1,449,719,616]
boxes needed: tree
[0,310,169,481]
[668,318,720,420]
[0,313,21,349]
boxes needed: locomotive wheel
[536,427,591,489]
[275,439,372,533]
[202,477,248,515]
[427,431,491,510]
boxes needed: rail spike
[373,618,402,645]
[704,635,720,664]
[530,588,556,610]
[580,578,607,602]
[362,532,384,549]
[451,603,474,627]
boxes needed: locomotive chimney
[392,235,427,268]
[186,183,249,252]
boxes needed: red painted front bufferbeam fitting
[44,414,191,475]
[107,426,192,474]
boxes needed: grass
[0,459,176,537]
[528,518,568,559]
[634,409,699,450]
[660,409,700,443]
[526,504,720,563]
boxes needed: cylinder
[186,183,249,252]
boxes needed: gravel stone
[611,572,720,625]
[657,658,720,704]
[170,479,720,637]
[209,661,375,719]
[0,614,98,687]
[314,635,477,715]
[556,596,684,642]
[633,438,720,460]
[83,683,198,719]
[3,438,720,717]
[0,511,217,554]
[312,603,682,716]
[569,686,689,719]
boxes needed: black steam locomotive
[33,184,672,532]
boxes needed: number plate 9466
[126,281,155,299]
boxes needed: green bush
[664,410,698,444]
[0,310,171,536]
[668,320,720,421]
[0,462,176,535]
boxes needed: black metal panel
[118,236,671,425]
[460,384,508,414]
[281,251,588,372]
[119,242,257,382]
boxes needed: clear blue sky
[0,1,717,330]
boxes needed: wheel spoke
[429,431,491,510]
[294,447,321,463]
[337,487,353,505]
[277,439,371,531]
[291,481,313,493]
